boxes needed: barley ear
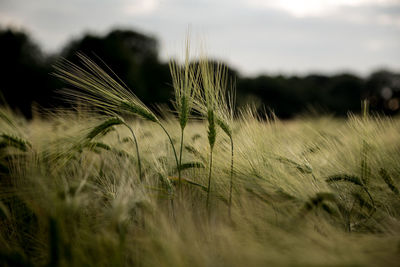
[0,134,31,152]
[216,117,232,138]
[86,117,124,140]
[379,168,399,196]
[120,101,158,123]
[207,109,216,149]
[326,174,363,186]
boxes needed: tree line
[1,27,399,119]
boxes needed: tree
[61,29,172,105]
[0,28,53,117]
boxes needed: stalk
[179,128,185,184]
[169,37,195,187]
[228,136,234,215]
[206,148,213,208]
[206,109,216,208]
[158,123,180,181]
[123,122,142,182]
[360,99,372,202]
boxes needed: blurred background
[0,0,399,118]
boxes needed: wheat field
[0,53,400,266]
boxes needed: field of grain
[0,53,400,266]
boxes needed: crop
[53,54,180,183]
[193,58,235,210]
[169,36,197,187]
[0,48,399,267]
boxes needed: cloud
[0,0,399,75]
[123,0,159,15]
[246,0,400,17]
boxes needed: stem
[363,186,375,208]
[228,137,234,216]
[158,123,180,181]
[206,148,213,208]
[123,123,142,182]
[179,127,184,185]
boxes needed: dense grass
[1,48,399,266]
[0,106,400,266]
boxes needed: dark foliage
[0,26,399,119]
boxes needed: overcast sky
[0,0,399,76]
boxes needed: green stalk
[228,136,234,216]
[206,148,213,208]
[123,123,142,181]
[206,109,216,209]
[179,127,184,185]
[158,123,180,181]
[363,186,375,208]
[360,99,375,207]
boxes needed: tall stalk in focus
[195,58,235,210]
[169,37,196,185]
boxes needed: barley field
[0,54,400,267]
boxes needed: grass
[1,108,399,266]
[194,58,235,210]
[53,53,180,182]
[0,53,400,266]
[169,36,197,186]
